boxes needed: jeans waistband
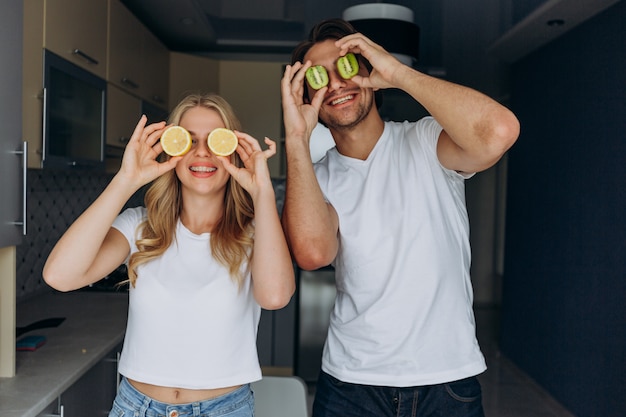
[117,377,252,417]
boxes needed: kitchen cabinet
[0,0,26,246]
[105,84,142,173]
[0,0,24,378]
[22,0,45,168]
[108,0,169,107]
[22,0,108,168]
[107,0,143,97]
[37,343,122,417]
[141,28,170,107]
[44,0,108,79]
[0,292,128,417]
[106,84,142,149]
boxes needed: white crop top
[112,207,261,389]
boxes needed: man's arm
[336,34,520,173]
[280,62,339,271]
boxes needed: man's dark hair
[291,19,358,65]
[291,18,382,108]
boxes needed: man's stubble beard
[321,93,375,131]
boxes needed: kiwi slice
[337,53,359,79]
[305,65,329,90]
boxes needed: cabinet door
[60,343,122,417]
[141,28,170,107]
[0,0,25,247]
[107,84,142,149]
[106,84,141,173]
[107,0,143,95]
[44,0,108,78]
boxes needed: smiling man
[280,18,520,417]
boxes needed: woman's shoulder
[113,206,147,233]
[119,206,147,220]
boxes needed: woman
[43,93,295,417]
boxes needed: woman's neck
[179,192,225,234]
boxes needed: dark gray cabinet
[0,0,26,247]
[37,343,122,417]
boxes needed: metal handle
[42,404,64,417]
[9,141,27,235]
[72,48,98,65]
[104,351,122,391]
[121,77,139,89]
[118,137,130,144]
[151,95,164,104]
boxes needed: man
[280,19,519,417]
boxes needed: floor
[302,306,576,417]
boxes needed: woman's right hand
[117,115,181,188]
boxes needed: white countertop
[0,291,128,417]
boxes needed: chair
[251,375,310,417]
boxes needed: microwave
[42,49,106,170]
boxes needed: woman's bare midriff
[128,379,242,404]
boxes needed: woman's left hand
[217,131,276,198]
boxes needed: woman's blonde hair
[127,93,255,287]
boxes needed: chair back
[251,375,309,417]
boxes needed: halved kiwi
[337,53,359,79]
[305,65,329,90]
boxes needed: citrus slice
[208,128,238,156]
[160,126,192,156]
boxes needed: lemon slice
[208,128,238,156]
[160,126,192,156]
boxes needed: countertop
[0,291,128,417]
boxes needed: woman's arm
[43,116,180,291]
[219,133,295,310]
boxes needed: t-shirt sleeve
[111,206,146,252]
[413,117,475,180]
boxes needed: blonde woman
[43,93,295,417]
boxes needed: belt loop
[193,402,201,416]
[139,396,151,417]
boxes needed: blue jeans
[312,371,485,417]
[108,377,254,417]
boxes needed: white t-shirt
[314,117,486,386]
[112,207,262,389]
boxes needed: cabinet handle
[72,49,98,65]
[9,141,27,235]
[118,137,130,144]
[42,404,64,417]
[121,77,139,89]
[104,351,122,392]
[152,95,164,104]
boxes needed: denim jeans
[108,377,254,417]
[312,371,484,417]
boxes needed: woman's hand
[218,131,276,199]
[117,115,181,188]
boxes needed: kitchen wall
[501,1,626,416]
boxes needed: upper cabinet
[108,0,169,107]
[107,0,143,95]
[44,0,108,79]
[23,0,170,170]
[141,29,170,107]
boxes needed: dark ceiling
[121,0,440,67]
[120,0,620,94]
